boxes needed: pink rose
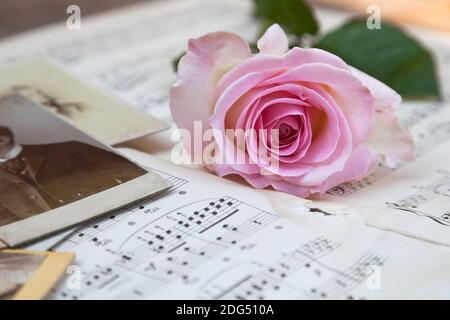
[170,24,414,198]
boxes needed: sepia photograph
[0,61,169,145]
[0,93,168,248]
[0,249,74,299]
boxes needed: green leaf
[315,19,441,99]
[254,0,319,37]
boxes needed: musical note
[386,171,450,226]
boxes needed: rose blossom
[170,24,414,198]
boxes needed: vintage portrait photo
[0,94,169,248]
[0,60,169,145]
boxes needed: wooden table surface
[0,0,151,39]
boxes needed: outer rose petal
[211,145,373,198]
[351,67,415,167]
[214,47,350,103]
[257,24,289,55]
[316,145,375,194]
[170,32,251,154]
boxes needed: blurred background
[315,0,450,31]
[1,0,449,39]
[0,0,149,38]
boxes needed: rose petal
[170,31,251,155]
[211,144,374,198]
[209,159,314,199]
[209,70,281,173]
[233,84,306,130]
[315,144,375,194]
[263,111,312,162]
[298,86,341,164]
[262,63,375,147]
[213,47,350,103]
[257,24,289,55]
[269,117,301,155]
[244,98,313,175]
[351,67,415,167]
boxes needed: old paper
[0,249,74,299]
[0,60,169,145]
[0,94,169,248]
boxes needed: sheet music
[318,98,450,245]
[0,0,257,123]
[47,149,450,299]
[317,140,450,246]
[326,96,450,197]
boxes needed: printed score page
[48,149,450,299]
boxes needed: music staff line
[52,169,188,251]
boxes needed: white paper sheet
[47,149,450,299]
